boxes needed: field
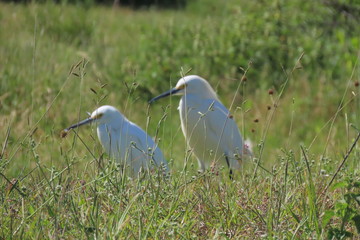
[1,0,360,238]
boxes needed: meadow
[0,0,360,238]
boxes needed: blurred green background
[0,0,359,174]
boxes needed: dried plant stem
[322,131,360,196]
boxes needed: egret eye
[177,84,187,90]
[93,113,104,119]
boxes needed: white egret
[62,105,168,175]
[149,75,248,178]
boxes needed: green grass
[1,0,360,238]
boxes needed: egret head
[149,75,218,103]
[89,105,122,126]
[62,105,122,136]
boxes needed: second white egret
[149,75,248,178]
[62,105,169,176]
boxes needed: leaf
[335,200,348,211]
[345,192,360,202]
[322,210,335,228]
[354,194,360,206]
[328,228,353,239]
[352,215,360,234]
[90,88,97,94]
[287,206,300,223]
[242,100,253,111]
[28,205,35,215]
[330,181,348,191]
[85,226,96,233]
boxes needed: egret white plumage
[62,105,168,175]
[149,75,248,178]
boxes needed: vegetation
[0,0,359,238]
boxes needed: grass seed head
[60,129,69,138]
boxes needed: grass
[1,0,360,238]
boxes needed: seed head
[60,130,69,138]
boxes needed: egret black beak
[149,88,181,104]
[64,117,94,132]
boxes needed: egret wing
[127,122,168,173]
[202,99,244,167]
